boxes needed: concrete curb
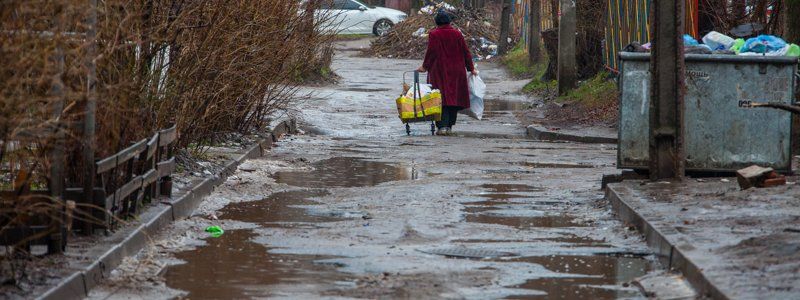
[605,184,731,300]
[526,125,618,144]
[37,120,297,300]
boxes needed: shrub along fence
[0,126,177,255]
[0,0,335,281]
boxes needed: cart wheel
[430,122,436,136]
[406,123,411,136]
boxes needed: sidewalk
[527,125,617,144]
[31,120,296,299]
[606,179,800,299]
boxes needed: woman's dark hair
[434,10,451,26]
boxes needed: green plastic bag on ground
[787,44,800,57]
[205,225,224,238]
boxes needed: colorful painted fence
[605,0,699,72]
[511,0,558,52]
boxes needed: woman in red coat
[417,11,478,136]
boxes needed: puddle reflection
[220,190,338,225]
[507,254,651,299]
[165,230,347,299]
[273,157,410,188]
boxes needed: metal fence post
[648,0,686,180]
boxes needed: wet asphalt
[98,39,662,299]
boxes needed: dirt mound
[365,9,500,60]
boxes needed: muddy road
[89,40,662,299]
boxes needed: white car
[317,0,407,36]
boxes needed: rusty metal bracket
[794,71,799,95]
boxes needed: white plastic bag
[462,74,485,120]
[405,83,432,98]
[702,31,735,51]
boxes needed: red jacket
[422,25,475,108]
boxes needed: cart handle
[402,71,429,85]
[401,71,426,118]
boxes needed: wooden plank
[117,176,143,200]
[145,133,159,159]
[95,154,117,174]
[141,169,158,186]
[105,193,115,211]
[158,126,177,146]
[116,139,147,165]
[157,157,176,178]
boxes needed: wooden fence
[604,0,699,72]
[512,0,558,53]
[0,126,177,254]
[88,126,177,233]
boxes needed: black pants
[436,106,460,129]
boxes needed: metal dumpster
[618,52,799,172]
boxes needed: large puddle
[219,190,336,226]
[466,184,584,228]
[464,184,651,298]
[273,157,410,188]
[164,157,409,297]
[165,160,651,298]
[164,229,348,299]
[466,213,587,228]
[507,254,651,299]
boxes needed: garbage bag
[739,43,798,57]
[683,34,699,46]
[787,44,800,57]
[730,38,746,54]
[623,42,648,53]
[741,35,787,54]
[702,31,735,51]
[461,74,485,120]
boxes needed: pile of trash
[366,5,500,60]
[418,1,455,15]
[625,31,800,57]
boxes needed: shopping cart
[396,71,442,135]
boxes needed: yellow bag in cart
[396,91,442,121]
[396,71,442,135]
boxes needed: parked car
[316,0,407,36]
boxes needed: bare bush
[1,0,335,290]
[700,0,785,36]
